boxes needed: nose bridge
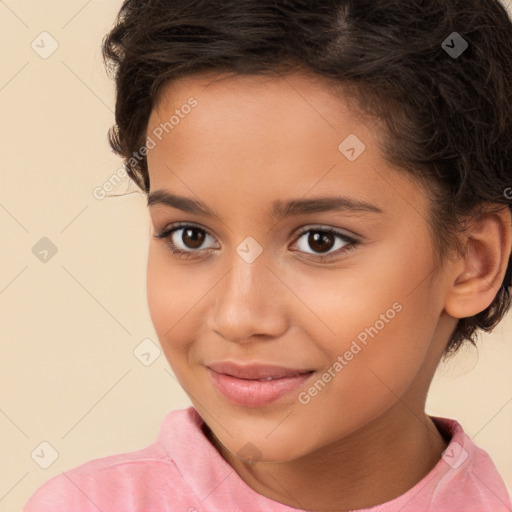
[220,247,269,315]
[208,241,286,341]
[223,232,271,299]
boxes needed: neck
[206,402,448,511]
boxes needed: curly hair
[102,0,512,358]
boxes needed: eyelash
[153,222,359,262]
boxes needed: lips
[206,364,316,407]
[206,361,314,380]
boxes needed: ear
[444,206,512,319]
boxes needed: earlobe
[444,206,512,320]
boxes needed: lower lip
[207,368,314,407]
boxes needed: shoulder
[23,442,178,511]
[424,416,511,511]
[23,407,201,512]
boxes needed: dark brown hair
[102,0,512,358]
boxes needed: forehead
[149,70,368,139]
[147,71,370,178]
[146,71,427,222]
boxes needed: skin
[145,71,511,511]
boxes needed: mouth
[206,361,315,380]
[206,362,316,407]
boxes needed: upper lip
[207,362,314,380]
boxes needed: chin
[214,431,312,464]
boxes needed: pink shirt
[24,406,511,511]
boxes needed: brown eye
[180,227,206,249]
[291,226,358,260]
[154,224,218,257]
[307,231,336,253]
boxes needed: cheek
[290,297,437,446]
[292,238,438,406]
[147,247,172,331]
[146,245,225,381]
[146,245,196,348]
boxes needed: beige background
[0,1,511,511]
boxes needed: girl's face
[146,72,456,462]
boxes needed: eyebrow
[147,190,383,219]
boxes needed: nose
[206,249,288,343]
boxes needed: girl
[25,0,512,510]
